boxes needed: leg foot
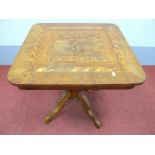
[44,91,71,124]
[78,92,102,128]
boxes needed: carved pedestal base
[44,91,101,128]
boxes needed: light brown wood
[7,23,146,90]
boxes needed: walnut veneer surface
[7,23,146,90]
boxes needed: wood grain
[7,23,146,90]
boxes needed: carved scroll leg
[78,92,102,128]
[44,91,71,124]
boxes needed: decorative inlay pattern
[47,30,106,63]
[7,23,146,87]
[31,25,127,72]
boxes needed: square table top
[7,23,146,90]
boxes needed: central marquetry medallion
[33,26,125,73]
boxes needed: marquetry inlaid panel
[7,23,146,89]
